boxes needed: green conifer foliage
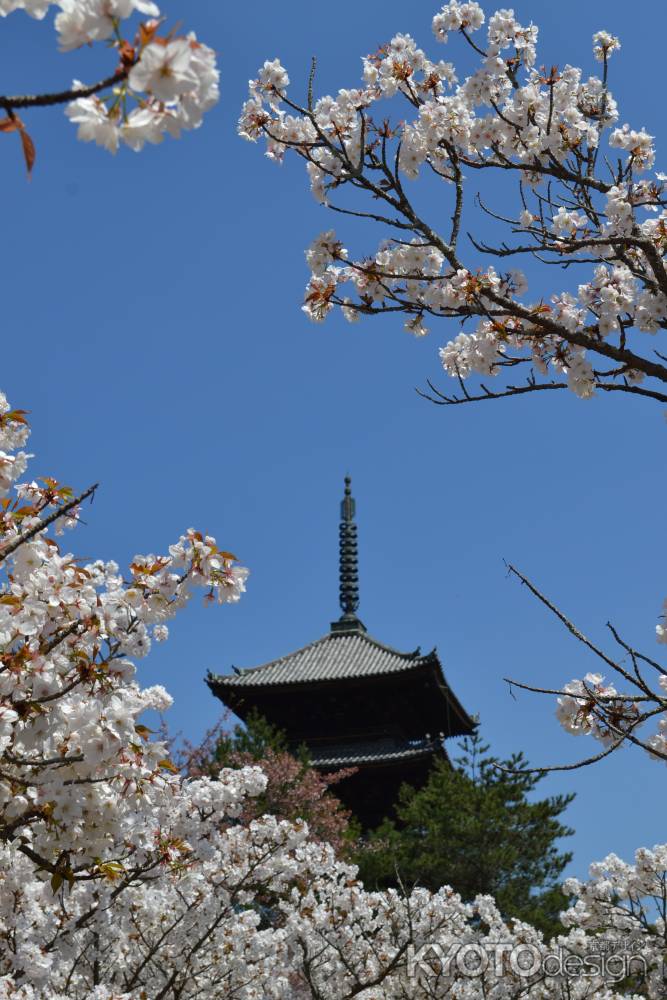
[356,732,575,937]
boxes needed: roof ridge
[209,629,431,685]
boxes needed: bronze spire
[331,476,366,633]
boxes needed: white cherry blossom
[0,0,219,155]
[128,38,199,102]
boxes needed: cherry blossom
[0,1,219,160]
[238,3,667,410]
[128,38,200,102]
[592,30,621,62]
[0,0,53,16]
[55,0,160,51]
[0,393,249,881]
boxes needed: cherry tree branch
[0,482,97,564]
[0,70,128,114]
[418,377,667,406]
[505,563,644,682]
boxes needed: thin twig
[506,563,628,674]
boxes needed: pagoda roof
[209,630,430,687]
[207,627,475,735]
[309,735,445,768]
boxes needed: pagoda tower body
[207,479,475,829]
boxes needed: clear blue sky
[2,0,665,878]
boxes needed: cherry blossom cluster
[556,673,640,747]
[0,391,248,885]
[66,30,219,154]
[0,0,218,153]
[239,2,667,409]
[5,818,667,997]
[552,664,667,764]
[561,845,667,997]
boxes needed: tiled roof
[208,630,433,688]
[309,736,443,768]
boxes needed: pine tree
[356,732,574,937]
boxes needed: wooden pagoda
[207,478,475,828]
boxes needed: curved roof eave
[207,629,430,688]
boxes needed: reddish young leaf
[18,127,35,178]
[0,114,35,177]
[2,409,29,424]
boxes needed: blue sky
[2,0,665,878]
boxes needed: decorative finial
[331,476,366,634]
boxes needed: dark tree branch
[0,483,98,564]
[418,377,667,407]
[0,70,128,113]
[495,740,622,775]
[418,378,567,405]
